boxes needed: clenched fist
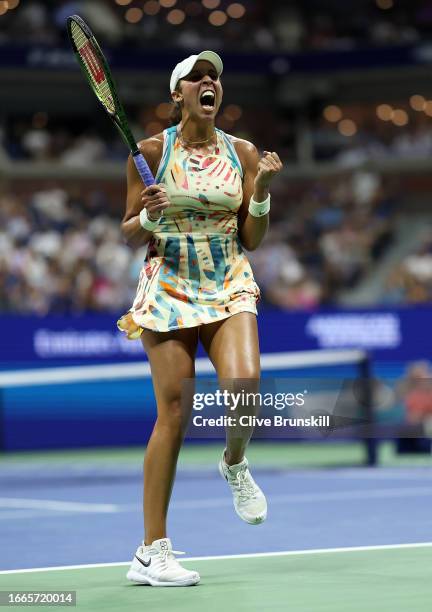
[254,151,283,190]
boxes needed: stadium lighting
[227,3,246,19]
[202,0,221,9]
[323,105,342,122]
[144,1,160,15]
[125,7,144,22]
[115,0,133,6]
[208,10,227,25]
[160,0,177,7]
[376,104,393,121]
[410,95,426,112]
[166,8,186,24]
[392,109,408,126]
[156,103,172,119]
[224,104,243,121]
[338,119,357,136]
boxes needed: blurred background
[1,0,432,459]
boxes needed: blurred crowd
[315,119,432,164]
[5,111,432,168]
[1,117,124,166]
[386,233,432,304]
[2,0,432,314]
[0,170,401,314]
[248,170,396,309]
[0,185,145,314]
[0,106,278,165]
[0,0,432,52]
[3,0,432,166]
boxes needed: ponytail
[169,102,182,126]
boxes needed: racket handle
[133,152,156,186]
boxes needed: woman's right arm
[121,135,170,249]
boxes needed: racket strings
[71,21,115,114]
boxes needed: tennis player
[118,51,283,586]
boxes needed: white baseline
[0,542,431,575]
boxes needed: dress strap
[216,128,243,179]
[155,125,178,183]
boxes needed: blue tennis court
[1,444,432,611]
[1,443,431,569]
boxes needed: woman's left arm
[235,139,283,251]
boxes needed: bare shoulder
[230,135,259,170]
[230,135,257,154]
[136,133,164,161]
[127,132,164,176]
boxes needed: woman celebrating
[118,51,283,586]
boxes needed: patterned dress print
[117,126,260,336]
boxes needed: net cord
[0,350,368,388]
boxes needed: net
[0,349,379,464]
[70,20,115,114]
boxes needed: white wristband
[248,193,271,217]
[139,207,161,231]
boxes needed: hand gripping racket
[67,14,155,186]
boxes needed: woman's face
[173,60,223,122]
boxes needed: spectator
[387,234,432,304]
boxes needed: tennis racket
[67,14,155,186]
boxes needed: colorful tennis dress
[118,126,260,337]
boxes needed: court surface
[1,443,431,611]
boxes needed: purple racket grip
[133,152,155,186]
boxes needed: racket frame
[67,14,155,186]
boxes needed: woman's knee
[233,365,260,380]
[216,368,261,401]
[155,398,189,436]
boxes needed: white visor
[170,51,223,93]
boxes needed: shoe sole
[127,569,200,587]
[218,461,267,525]
[240,512,267,525]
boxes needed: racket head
[67,14,137,152]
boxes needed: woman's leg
[140,326,199,545]
[199,312,260,465]
[199,312,266,525]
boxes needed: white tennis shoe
[219,451,267,524]
[126,538,200,587]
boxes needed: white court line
[0,542,431,575]
[1,486,431,519]
[169,486,432,509]
[0,498,120,513]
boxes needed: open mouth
[199,90,216,111]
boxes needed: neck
[179,117,215,145]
